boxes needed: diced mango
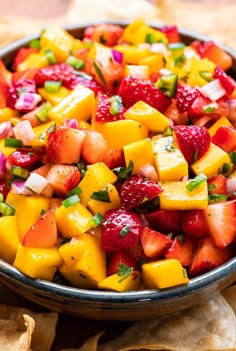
[38,86,70,106]
[58,238,84,267]
[6,192,50,240]
[13,245,62,280]
[56,202,93,238]
[49,85,95,123]
[87,183,121,216]
[0,108,19,123]
[191,143,231,179]
[153,137,188,181]
[138,54,165,74]
[142,259,189,289]
[30,121,57,147]
[114,45,151,65]
[78,162,117,206]
[125,65,149,79]
[159,180,208,210]
[98,271,141,292]
[0,216,20,264]
[208,116,233,137]
[17,52,48,72]
[92,119,148,149]
[124,100,170,132]
[0,139,16,157]
[59,233,106,289]
[124,138,154,174]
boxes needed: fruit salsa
[0,18,235,292]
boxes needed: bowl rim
[0,20,236,304]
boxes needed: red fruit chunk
[120,174,163,210]
[94,91,125,122]
[13,48,38,70]
[103,148,125,169]
[83,24,123,46]
[7,79,36,110]
[140,226,172,258]
[107,250,138,276]
[117,76,171,113]
[0,181,10,200]
[124,243,147,263]
[145,209,182,234]
[174,125,211,164]
[175,84,199,113]
[46,164,80,196]
[101,209,141,251]
[34,63,74,86]
[158,25,180,43]
[189,236,234,277]
[211,125,236,153]
[22,209,57,249]
[182,210,209,239]
[204,200,236,248]
[7,148,41,170]
[81,130,109,164]
[164,234,195,267]
[189,95,229,118]
[0,60,11,108]
[64,75,104,95]
[213,66,236,95]
[46,126,85,164]
[207,175,227,195]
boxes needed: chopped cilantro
[117,263,134,283]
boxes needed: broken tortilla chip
[221,284,236,315]
[59,330,104,351]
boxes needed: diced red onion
[183,46,200,60]
[15,92,42,112]
[11,180,33,195]
[139,163,159,182]
[151,43,169,56]
[65,119,79,129]
[194,115,213,127]
[0,121,13,140]
[159,68,172,76]
[24,173,48,194]
[111,49,124,64]
[227,175,236,195]
[0,152,7,179]
[13,120,35,146]
[227,99,236,122]
[199,79,226,101]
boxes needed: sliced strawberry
[13,48,38,70]
[103,148,125,169]
[81,129,109,164]
[46,164,80,196]
[207,175,227,195]
[213,66,236,96]
[101,209,141,251]
[182,210,209,239]
[120,174,163,210]
[211,125,236,152]
[189,236,234,276]
[204,200,236,248]
[173,125,211,164]
[7,148,41,170]
[34,63,74,86]
[0,181,10,200]
[6,78,36,110]
[107,250,138,276]
[94,91,125,122]
[188,95,229,118]
[174,84,199,113]
[124,243,147,263]
[145,209,182,234]
[158,25,180,43]
[117,76,171,113]
[22,209,57,249]
[46,126,85,164]
[140,226,172,258]
[164,234,195,267]
[83,24,123,46]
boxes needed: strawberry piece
[140,226,172,258]
[120,174,163,210]
[107,250,138,276]
[94,91,125,122]
[46,164,80,196]
[22,209,57,249]
[207,175,227,195]
[158,25,180,43]
[101,209,141,251]
[34,63,74,86]
[11,68,38,84]
[6,78,36,110]
[204,200,236,248]
[117,77,171,113]
[182,210,209,239]
[124,243,147,263]
[189,95,229,118]
[0,60,11,108]
[189,236,234,276]
[0,181,10,200]
[173,125,211,164]
[213,66,236,95]
[103,148,125,169]
[211,125,236,153]
[83,24,123,46]
[81,129,109,164]
[174,84,199,113]
[7,148,41,170]
[46,126,85,164]
[145,209,182,234]
[64,75,104,95]
[13,48,38,70]
[164,234,195,267]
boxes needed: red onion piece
[15,92,42,112]
[111,49,124,64]
[13,120,35,146]
[227,175,236,195]
[0,121,13,140]
[11,180,33,195]
[65,119,79,129]
[227,99,236,122]
[0,152,7,179]
[199,79,226,101]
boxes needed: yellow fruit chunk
[125,65,149,79]
[153,137,188,181]
[79,162,117,206]
[124,100,170,132]
[13,245,62,280]
[114,45,150,65]
[98,271,141,292]
[0,108,19,123]
[30,121,57,147]
[40,24,75,63]
[58,238,84,268]
[208,116,233,137]
[159,180,208,210]
[0,139,16,157]
[138,54,165,74]
[191,143,231,179]
[92,119,148,149]
[49,85,95,123]
[0,216,20,264]
[59,233,106,289]
[124,138,154,174]
[6,191,50,240]
[142,259,189,289]
[87,183,121,216]
[17,52,48,72]
[38,86,70,106]
[56,202,93,238]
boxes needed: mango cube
[208,116,233,137]
[0,139,16,157]
[30,121,57,148]
[38,86,70,106]
[87,183,121,216]
[0,108,19,123]
[114,45,151,65]
[125,65,149,79]
[124,138,154,174]
[98,271,141,292]
[0,216,20,264]
[17,52,48,72]
[58,238,84,267]
[138,54,165,74]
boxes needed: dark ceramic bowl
[0,21,236,321]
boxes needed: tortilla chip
[59,330,104,351]
[98,293,236,351]
[221,284,236,315]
